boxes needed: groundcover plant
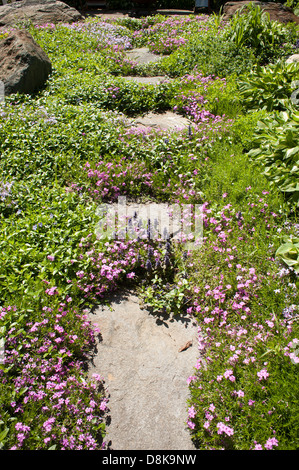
[0,7,298,450]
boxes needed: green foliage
[155,35,255,78]
[276,235,299,273]
[227,2,298,63]
[140,274,191,317]
[248,107,299,207]
[185,195,299,450]
[0,183,99,306]
[238,61,299,112]
[1,11,299,451]
[286,0,299,11]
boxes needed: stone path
[122,76,169,85]
[129,111,192,132]
[125,47,163,65]
[87,40,198,450]
[88,291,199,450]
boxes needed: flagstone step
[88,291,199,450]
[125,47,163,65]
[129,111,192,132]
[121,76,169,85]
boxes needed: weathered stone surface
[130,111,192,132]
[88,291,199,450]
[223,1,299,24]
[125,47,163,65]
[122,76,169,85]
[0,29,52,94]
[286,54,299,64]
[0,0,83,27]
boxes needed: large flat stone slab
[125,47,163,65]
[88,291,199,450]
[122,76,169,85]
[130,111,192,131]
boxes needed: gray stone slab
[130,111,192,131]
[88,291,199,450]
[125,47,163,65]
[286,54,299,64]
[122,76,169,85]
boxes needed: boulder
[223,1,299,24]
[0,0,83,27]
[0,29,52,95]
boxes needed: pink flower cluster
[257,368,269,381]
[253,437,279,450]
[1,303,107,450]
[217,422,234,437]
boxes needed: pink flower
[47,255,55,261]
[253,443,263,450]
[92,373,103,382]
[187,419,195,430]
[187,375,196,385]
[93,324,101,334]
[45,286,58,296]
[188,406,196,418]
[257,368,269,381]
[76,270,85,279]
[126,272,135,279]
[217,422,234,436]
[205,411,214,421]
[264,437,278,450]
[224,369,233,379]
[42,417,55,433]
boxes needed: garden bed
[0,4,298,450]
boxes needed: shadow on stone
[87,288,199,450]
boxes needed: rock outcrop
[0,0,83,27]
[0,29,52,95]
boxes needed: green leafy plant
[276,235,299,273]
[1,11,299,451]
[228,2,297,63]
[238,61,299,112]
[156,34,255,78]
[248,107,299,206]
[286,0,299,14]
[140,274,191,317]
